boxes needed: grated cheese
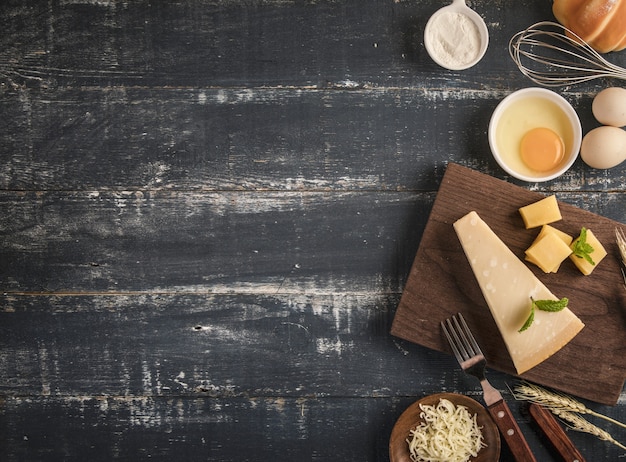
[406,398,485,462]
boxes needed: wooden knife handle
[488,399,537,462]
[529,403,586,462]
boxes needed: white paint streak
[113,194,128,212]
[99,398,109,413]
[194,378,236,396]
[315,337,354,356]
[37,343,51,396]
[421,88,509,102]
[141,162,170,187]
[120,360,131,396]
[60,0,116,5]
[298,174,380,189]
[141,360,152,394]
[215,89,228,104]
[393,339,410,356]
[129,397,162,428]
[267,398,286,412]
[295,398,309,439]
[337,79,360,89]
[187,278,395,296]
[174,371,188,389]
[192,324,262,346]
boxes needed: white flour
[426,11,482,67]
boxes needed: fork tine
[451,316,473,360]
[441,318,465,363]
[442,315,470,361]
[456,313,484,357]
[442,313,485,364]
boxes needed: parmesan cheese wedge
[453,211,584,375]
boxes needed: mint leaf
[519,297,568,332]
[534,297,569,312]
[518,304,535,333]
[571,227,595,266]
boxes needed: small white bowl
[424,0,489,71]
[488,87,582,182]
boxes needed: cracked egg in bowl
[488,87,582,182]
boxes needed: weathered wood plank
[0,0,563,89]
[2,395,623,461]
[8,291,622,408]
[1,191,623,294]
[0,293,446,397]
[0,191,430,293]
[1,87,624,191]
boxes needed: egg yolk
[520,127,565,172]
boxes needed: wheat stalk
[553,409,626,451]
[617,227,626,267]
[512,382,626,452]
[512,382,626,430]
[616,227,626,289]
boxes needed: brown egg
[580,126,626,169]
[592,87,626,127]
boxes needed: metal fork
[442,314,537,462]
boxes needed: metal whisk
[509,21,626,87]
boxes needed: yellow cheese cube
[519,195,562,229]
[525,225,573,272]
[525,230,573,273]
[570,228,607,275]
[535,224,573,246]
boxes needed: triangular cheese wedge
[453,211,584,375]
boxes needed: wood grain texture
[0,191,429,293]
[2,0,626,460]
[1,293,437,397]
[0,0,555,89]
[0,86,492,191]
[1,87,624,192]
[0,395,557,462]
[0,395,403,461]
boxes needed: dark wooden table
[1,1,625,460]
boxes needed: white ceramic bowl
[424,0,489,71]
[488,87,582,182]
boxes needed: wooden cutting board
[391,163,626,405]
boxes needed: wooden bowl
[389,392,500,462]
